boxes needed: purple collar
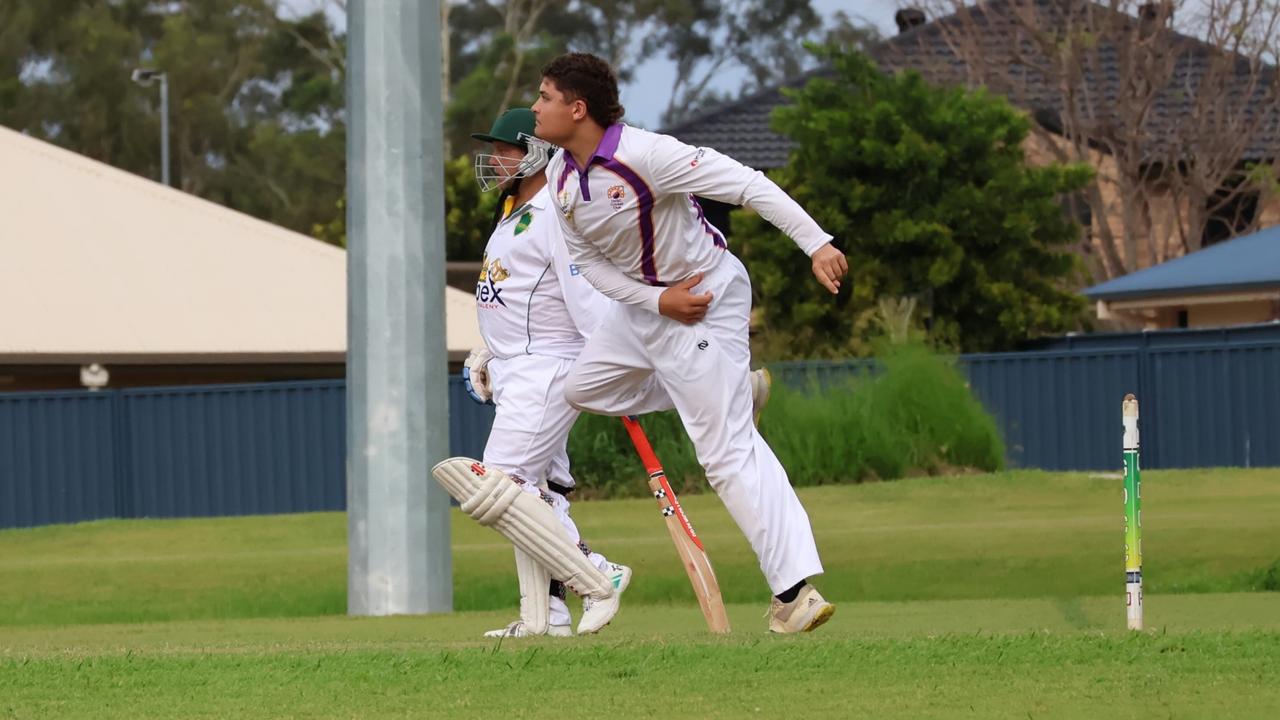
[564,123,624,174]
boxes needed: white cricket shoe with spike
[768,584,835,634]
[578,563,632,634]
[750,368,772,426]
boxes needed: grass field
[2,469,1279,718]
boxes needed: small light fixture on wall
[80,363,110,391]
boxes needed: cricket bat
[621,415,731,634]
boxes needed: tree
[656,0,825,127]
[733,46,1091,359]
[0,1,881,258]
[445,1,877,136]
[443,154,501,260]
[0,0,347,242]
[906,0,1280,281]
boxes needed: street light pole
[158,73,170,187]
[131,68,170,187]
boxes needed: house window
[1202,187,1258,248]
[1177,309,1189,328]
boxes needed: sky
[283,1,905,128]
[619,1,902,127]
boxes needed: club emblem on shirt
[557,188,574,222]
[513,211,533,236]
[607,185,626,210]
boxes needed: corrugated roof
[1084,225,1280,300]
[660,68,833,170]
[0,125,480,361]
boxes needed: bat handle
[621,416,663,476]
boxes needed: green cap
[471,108,536,148]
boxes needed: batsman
[442,108,631,637]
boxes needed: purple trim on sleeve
[690,195,727,249]
[600,158,659,285]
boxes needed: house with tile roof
[663,0,1280,305]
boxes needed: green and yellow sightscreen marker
[1122,393,1143,630]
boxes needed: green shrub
[566,343,1005,497]
[765,342,1005,484]
[566,411,702,499]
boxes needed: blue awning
[1085,225,1280,300]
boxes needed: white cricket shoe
[750,368,772,426]
[607,562,633,593]
[577,563,632,634]
[767,584,835,634]
[483,620,573,639]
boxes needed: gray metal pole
[346,0,452,616]
[159,74,170,187]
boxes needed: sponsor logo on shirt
[607,185,626,210]
[476,254,508,307]
[569,263,581,276]
[489,258,510,281]
[690,148,707,167]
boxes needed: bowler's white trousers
[484,353,609,626]
[564,252,823,594]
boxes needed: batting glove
[463,347,494,404]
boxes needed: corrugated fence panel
[0,391,117,528]
[960,352,1140,471]
[448,375,495,461]
[122,381,345,519]
[769,359,875,390]
[1146,343,1280,469]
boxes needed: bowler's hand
[658,273,713,325]
[812,242,848,294]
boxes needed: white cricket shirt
[544,123,833,313]
[475,186,609,360]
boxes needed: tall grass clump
[567,410,702,498]
[764,342,1005,485]
[567,342,1005,497]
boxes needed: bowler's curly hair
[541,53,625,127]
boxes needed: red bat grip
[621,415,663,475]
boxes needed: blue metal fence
[2,325,1278,528]
[961,349,1141,471]
[767,323,1280,471]
[120,381,347,519]
[0,390,117,528]
[0,378,490,529]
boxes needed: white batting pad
[432,457,613,600]
[514,547,551,635]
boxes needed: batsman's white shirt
[547,124,827,594]
[476,187,606,361]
